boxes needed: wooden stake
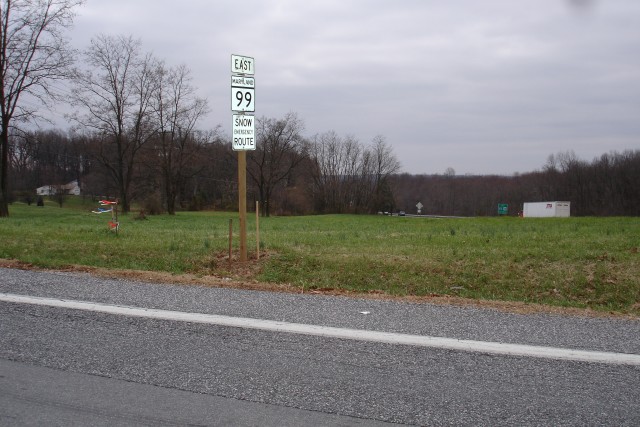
[228,218,233,262]
[256,201,260,260]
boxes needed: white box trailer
[523,201,570,218]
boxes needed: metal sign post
[231,54,255,262]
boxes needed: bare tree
[308,131,357,213]
[152,63,209,214]
[71,34,158,213]
[0,0,83,217]
[308,132,399,213]
[8,131,35,190]
[367,135,401,213]
[248,112,305,217]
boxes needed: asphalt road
[1,267,639,425]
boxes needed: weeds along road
[1,267,639,426]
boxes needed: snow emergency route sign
[232,114,255,151]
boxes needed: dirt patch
[0,258,637,319]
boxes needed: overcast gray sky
[62,0,639,175]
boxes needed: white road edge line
[2,292,639,366]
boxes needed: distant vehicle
[399,211,406,216]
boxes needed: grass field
[1,198,639,315]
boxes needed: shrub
[143,195,163,215]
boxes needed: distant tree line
[7,120,401,216]
[9,119,639,217]
[393,150,640,217]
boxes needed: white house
[36,180,81,196]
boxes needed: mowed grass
[1,199,639,315]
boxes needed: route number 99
[231,88,254,112]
